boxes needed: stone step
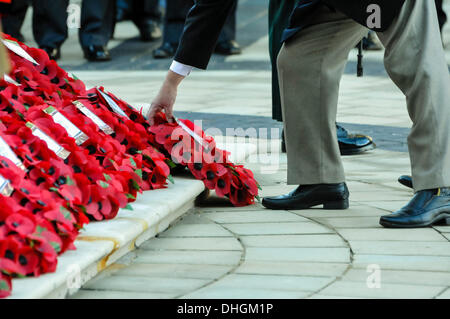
[7,141,256,299]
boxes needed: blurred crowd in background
[0,0,447,63]
[1,0,241,62]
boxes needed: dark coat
[174,0,406,69]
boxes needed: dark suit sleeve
[174,0,237,70]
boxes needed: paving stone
[200,274,333,292]
[360,201,409,212]
[296,205,387,218]
[342,268,450,287]
[318,281,445,299]
[183,287,310,299]
[240,234,346,248]
[159,224,233,238]
[134,250,242,266]
[112,263,231,280]
[443,233,450,241]
[349,241,450,256]
[434,226,450,233]
[349,191,411,202]
[317,216,382,229]
[352,254,450,272]
[141,237,242,251]
[235,261,348,277]
[437,288,450,299]
[70,289,176,299]
[84,275,210,294]
[202,210,309,224]
[338,228,446,242]
[222,222,333,236]
[245,247,350,263]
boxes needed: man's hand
[147,70,186,126]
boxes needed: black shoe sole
[340,143,376,156]
[398,176,413,189]
[380,213,450,228]
[262,198,349,211]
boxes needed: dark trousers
[2,0,114,48]
[118,0,161,26]
[268,0,299,121]
[435,0,447,32]
[163,0,237,45]
[1,0,29,39]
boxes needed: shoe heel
[323,199,349,210]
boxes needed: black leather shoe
[380,188,450,228]
[214,40,242,55]
[339,134,375,155]
[40,46,61,61]
[398,175,413,189]
[153,42,177,59]
[262,183,349,210]
[83,45,111,62]
[337,125,376,155]
[139,20,162,42]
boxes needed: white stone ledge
[7,142,256,299]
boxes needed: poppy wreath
[0,119,90,239]
[0,114,84,214]
[3,33,86,100]
[80,89,261,207]
[76,89,171,190]
[0,156,80,298]
[0,86,126,221]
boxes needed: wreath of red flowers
[0,34,260,298]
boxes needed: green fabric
[268,0,300,121]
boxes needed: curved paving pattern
[72,149,450,299]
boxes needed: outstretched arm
[147,0,237,124]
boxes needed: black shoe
[262,183,349,210]
[380,188,450,228]
[398,175,413,189]
[339,134,376,155]
[40,46,61,61]
[139,20,162,42]
[153,42,177,59]
[336,125,376,155]
[83,45,111,62]
[214,40,242,55]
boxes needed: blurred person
[1,0,28,42]
[153,0,241,59]
[269,0,375,155]
[114,0,162,42]
[148,0,450,228]
[1,0,115,62]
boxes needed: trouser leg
[217,0,237,43]
[435,0,447,32]
[162,0,193,45]
[31,0,68,48]
[79,0,115,48]
[1,0,29,39]
[377,0,450,192]
[277,5,367,185]
[268,0,298,121]
[131,0,161,28]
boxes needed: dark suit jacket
[174,0,406,69]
